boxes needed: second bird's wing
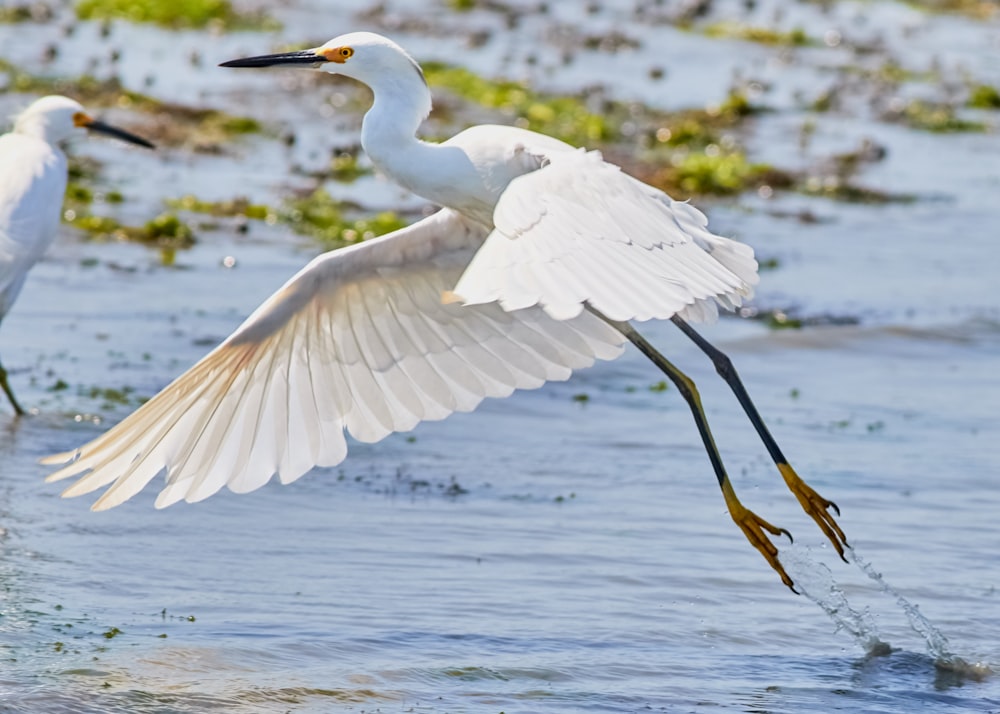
[451,149,759,323]
[43,208,624,510]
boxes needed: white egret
[0,95,153,415]
[43,33,846,590]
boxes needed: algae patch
[702,22,815,47]
[167,195,275,222]
[888,99,987,133]
[75,0,279,30]
[967,85,1000,110]
[0,61,262,150]
[281,189,409,247]
[66,210,196,251]
[167,190,409,248]
[424,61,611,146]
[0,2,55,22]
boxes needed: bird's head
[13,95,154,149]
[220,31,427,90]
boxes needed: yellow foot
[722,480,796,591]
[778,462,849,561]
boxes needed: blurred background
[1,1,999,712]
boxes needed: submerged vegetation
[0,60,262,150]
[423,62,900,203]
[278,190,410,247]
[425,60,780,198]
[967,84,1000,110]
[904,0,999,19]
[75,0,279,30]
[701,22,814,47]
[166,191,409,248]
[424,62,612,146]
[65,210,196,251]
[167,195,274,222]
[889,99,987,133]
[0,3,54,22]
[61,156,197,251]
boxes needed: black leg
[602,316,797,590]
[670,315,848,560]
[0,356,26,416]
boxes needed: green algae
[75,0,279,30]
[665,151,772,196]
[967,84,1000,110]
[895,100,987,133]
[281,189,408,247]
[702,22,815,47]
[423,60,775,197]
[167,190,409,247]
[66,210,196,250]
[0,62,262,148]
[904,0,998,18]
[329,152,372,183]
[424,62,612,145]
[167,195,275,221]
[0,3,54,22]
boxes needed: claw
[778,463,849,561]
[722,480,797,591]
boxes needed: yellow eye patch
[320,46,354,63]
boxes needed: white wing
[0,133,66,316]
[451,149,759,323]
[43,209,625,510]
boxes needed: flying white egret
[0,95,153,415]
[43,33,846,590]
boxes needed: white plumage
[45,209,625,509]
[0,95,152,415]
[44,33,754,510]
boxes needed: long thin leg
[603,316,797,590]
[0,356,26,416]
[670,315,848,560]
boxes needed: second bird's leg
[0,355,26,416]
[603,316,797,590]
[670,315,848,560]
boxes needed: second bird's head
[14,95,154,149]
[220,31,426,89]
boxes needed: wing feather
[44,209,625,509]
[452,149,758,323]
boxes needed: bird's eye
[340,47,354,59]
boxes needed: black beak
[219,50,324,69]
[85,120,155,149]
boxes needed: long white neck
[356,64,495,224]
[360,70,434,178]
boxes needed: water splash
[781,544,992,680]
[779,544,890,656]
[848,548,992,680]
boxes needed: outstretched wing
[43,209,624,510]
[451,149,759,323]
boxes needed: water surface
[1,1,999,711]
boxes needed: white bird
[43,33,846,590]
[0,95,153,415]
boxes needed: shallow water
[2,1,1000,712]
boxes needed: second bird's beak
[77,115,154,149]
[219,50,324,69]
